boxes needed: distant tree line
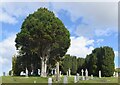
[84,46,115,77]
[61,46,115,77]
[12,46,115,77]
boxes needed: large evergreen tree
[85,46,115,77]
[101,46,115,77]
[15,8,70,77]
[77,57,85,74]
[61,54,72,74]
[71,56,77,75]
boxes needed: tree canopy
[85,46,115,77]
[15,8,70,77]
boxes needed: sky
[0,2,119,76]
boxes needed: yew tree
[15,8,70,77]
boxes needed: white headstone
[11,71,13,76]
[67,71,68,76]
[81,69,84,76]
[77,73,79,81]
[81,69,85,80]
[31,70,33,75]
[20,71,26,76]
[85,69,88,80]
[99,70,101,78]
[48,78,52,85]
[51,69,53,75]
[54,69,56,75]
[115,72,118,77]
[20,71,22,75]
[68,68,71,76]
[91,75,93,79]
[113,72,116,77]
[38,69,40,75]
[60,71,62,77]
[74,76,77,83]
[63,76,68,84]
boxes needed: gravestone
[113,72,116,77]
[60,71,62,77]
[20,71,26,76]
[81,69,84,76]
[20,71,22,76]
[51,69,53,75]
[74,76,77,83]
[76,73,79,81]
[68,68,71,76]
[99,70,101,78]
[115,72,118,77]
[63,76,68,84]
[38,69,40,75]
[11,71,13,76]
[48,78,52,85]
[91,75,93,79]
[31,70,33,75]
[85,69,88,80]
[54,68,56,75]
[3,72,5,76]
[81,69,85,80]
[67,71,68,76]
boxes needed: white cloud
[114,50,119,68]
[0,10,18,24]
[1,2,118,36]
[0,34,17,74]
[1,2,49,24]
[95,28,115,37]
[114,50,118,57]
[96,39,104,43]
[96,39,104,46]
[66,36,94,58]
[52,2,118,37]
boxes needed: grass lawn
[1,76,119,84]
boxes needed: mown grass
[1,75,119,84]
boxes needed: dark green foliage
[15,7,70,59]
[61,54,85,75]
[101,47,115,77]
[9,70,12,76]
[12,56,22,76]
[61,54,72,74]
[85,46,115,77]
[77,58,85,74]
[71,56,77,75]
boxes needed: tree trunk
[56,62,60,81]
[40,47,50,77]
[41,57,47,77]
[44,59,47,76]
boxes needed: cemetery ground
[1,76,118,83]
